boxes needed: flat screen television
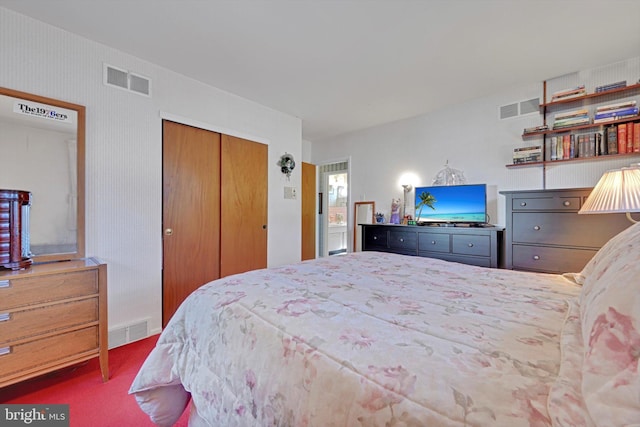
[414,184,487,225]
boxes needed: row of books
[550,102,639,129]
[606,122,640,154]
[546,122,640,161]
[513,145,542,164]
[549,133,602,160]
[551,80,628,101]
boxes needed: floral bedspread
[130,251,582,426]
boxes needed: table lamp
[578,164,640,223]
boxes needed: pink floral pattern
[130,251,586,426]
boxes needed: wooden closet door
[162,120,221,327]
[220,135,268,277]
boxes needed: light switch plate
[284,186,297,200]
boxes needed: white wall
[0,7,302,339]
[312,57,640,231]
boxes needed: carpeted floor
[0,334,189,426]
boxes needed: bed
[130,222,640,426]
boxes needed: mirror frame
[353,201,375,252]
[0,86,85,263]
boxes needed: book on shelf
[595,81,627,93]
[593,107,639,122]
[553,108,590,128]
[596,100,636,112]
[553,118,591,129]
[607,126,618,155]
[627,122,635,152]
[618,124,627,154]
[551,85,586,101]
[562,135,571,159]
[523,125,548,134]
[554,108,589,120]
[513,145,542,163]
[634,123,640,153]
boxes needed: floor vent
[499,97,540,119]
[103,63,151,97]
[108,319,150,349]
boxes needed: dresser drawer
[512,245,597,273]
[0,297,98,344]
[0,326,99,378]
[512,212,631,248]
[0,270,97,311]
[389,230,417,253]
[512,196,581,211]
[418,233,450,253]
[452,234,491,257]
[363,227,388,249]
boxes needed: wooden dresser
[501,188,631,273]
[0,258,108,388]
[362,224,503,268]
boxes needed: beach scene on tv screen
[415,185,486,222]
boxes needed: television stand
[361,223,504,268]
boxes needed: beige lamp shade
[579,165,640,222]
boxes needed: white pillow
[133,384,190,427]
[578,222,640,425]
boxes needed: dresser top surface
[499,187,593,196]
[0,258,103,279]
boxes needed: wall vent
[500,97,540,119]
[108,319,150,349]
[103,63,151,97]
[519,98,540,115]
[500,103,519,119]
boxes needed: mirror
[353,201,375,252]
[0,87,85,263]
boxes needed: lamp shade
[579,166,640,214]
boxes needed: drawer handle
[533,255,540,260]
[0,347,10,356]
[373,236,377,240]
[0,313,9,322]
[467,243,474,247]
[431,240,436,245]
[0,280,9,289]
[399,238,404,242]
[563,200,571,206]
[520,202,527,207]
[533,225,541,231]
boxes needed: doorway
[318,161,349,257]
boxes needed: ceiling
[2,1,639,142]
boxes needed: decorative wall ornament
[432,161,467,186]
[278,153,296,179]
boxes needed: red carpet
[0,334,189,426]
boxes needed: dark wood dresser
[500,188,631,273]
[361,224,503,268]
